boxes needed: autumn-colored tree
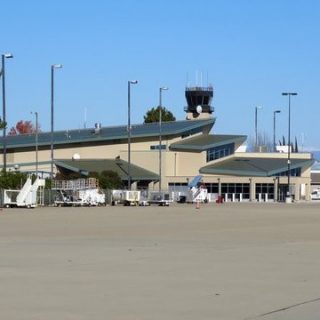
[8,120,40,135]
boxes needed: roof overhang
[200,156,314,177]
[54,159,159,182]
[3,118,216,150]
[170,134,247,152]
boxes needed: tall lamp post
[31,111,39,177]
[1,53,14,173]
[50,64,62,179]
[282,92,297,199]
[159,86,168,193]
[255,106,262,150]
[273,110,281,152]
[127,80,138,190]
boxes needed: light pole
[282,92,297,199]
[31,111,39,177]
[255,106,262,150]
[159,86,168,193]
[1,53,13,173]
[127,80,138,190]
[50,64,62,179]
[273,110,281,152]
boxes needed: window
[150,145,166,150]
[168,183,188,187]
[206,143,235,162]
[275,167,301,177]
[205,183,219,193]
[220,183,250,199]
[255,183,274,200]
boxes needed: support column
[148,181,155,191]
[273,177,278,202]
[218,178,222,196]
[131,181,138,190]
[305,183,311,201]
[249,178,256,202]
[294,182,300,201]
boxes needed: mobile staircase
[4,177,45,208]
[188,175,208,203]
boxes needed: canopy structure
[200,157,314,177]
[170,134,246,152]
[54,159,159,182]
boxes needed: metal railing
[185,86,213,92]
[52,178,99,190]
[184,106,214,112]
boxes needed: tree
[89,170,123,189]
[0,119,6,130]
[55,172,82,180]
[8,120,40,136]
[143,106,176,123]
[278,135,299,153]
[55,170,123,190]
[0,171,28,189]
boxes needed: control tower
[184,86,214,120]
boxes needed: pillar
[273,178,278,202]
[249,178,256,202]
[148,181,155,191]
[131,181,138,191]
[218,178,222,196]
[305,183,311,201]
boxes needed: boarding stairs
[5,177,46,208]
[188,175,208,203]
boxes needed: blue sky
[1,0,320,149]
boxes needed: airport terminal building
[0,86,314,201]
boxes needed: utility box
[111,190,140,206]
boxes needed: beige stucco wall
[2,134,313,201]
[4,137,165,173]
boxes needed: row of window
[169,182,277,195]
[150,145,166,150]
[168,182,298,202]
[275,168,301,177]
[255,183,274,194]
[206,143,235,162]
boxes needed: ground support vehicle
[311,189,320,200]
[52,178,105,207]
[3,177,45,208]
[110,190,141,206]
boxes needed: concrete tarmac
[1,202,320,320]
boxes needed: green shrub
[0,171,28,189]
